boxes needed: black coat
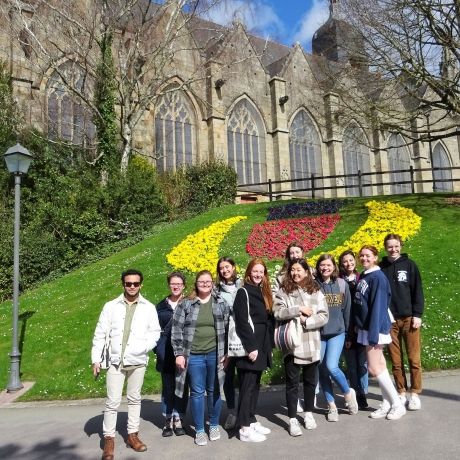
[154,297,176,373]
[233,283,273,371]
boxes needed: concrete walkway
[0,370,459,460]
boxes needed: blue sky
[201,0,330,51]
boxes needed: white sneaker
[194,431,207,446]
[289,418,302,437]
[239,427,266,442]
[408,393,421,411]
[386,404,406,420]
[304,412,317,430]
[345,388,359,415]
[370,402,391,419]
[296,399,304,413]
[399,393,407,406]
[209,426,221,441]
[250,422,271,435]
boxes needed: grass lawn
[0,193,458,401]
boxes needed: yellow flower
[309,201,422,266]
[167,216,247,273]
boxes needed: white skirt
[357,329,392,346]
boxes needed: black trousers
[284,355,318,418]
[237,368,262,427]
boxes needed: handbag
[227,288,254,357]
[274,316,302,354]
[99,330,111,369]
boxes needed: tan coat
[273,288,328,365]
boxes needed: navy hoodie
[379,254,424,318]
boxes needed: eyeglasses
[124,282,141,288]
[197,281,213,286]
[169,283,184,287]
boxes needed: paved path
[0,371,459,460]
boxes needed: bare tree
[316,0,460,143]
[2,0,255,171]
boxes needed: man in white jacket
[91,269,160,460]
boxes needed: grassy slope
[0,194,458,401]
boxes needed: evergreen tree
[93,30,119,172]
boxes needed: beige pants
[103,365,146,437]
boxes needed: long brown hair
[281,259,319,295]
[243,258,273,312]
[279,242,305,274]
[315,253,339,282]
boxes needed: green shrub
[185,160,238,213]
[158,159,238,217]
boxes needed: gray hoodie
[316,278,351,337]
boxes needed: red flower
[246,214,341,259]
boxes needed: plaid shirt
[171,290,229,397]
[273,288,328,364]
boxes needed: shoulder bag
[227,288,254,357]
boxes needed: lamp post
[3,143,33,392]
[424,111,437,192]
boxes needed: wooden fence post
[358,170,363,197]
[268,179,273,202]
[410,166,415,194]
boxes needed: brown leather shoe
[126,432,147,452]
[102,436,114,460]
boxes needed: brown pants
[388,317,422,394]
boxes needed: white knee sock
[379,385,391,408]
[376,369,401,407]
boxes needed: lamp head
[4,143,33,175]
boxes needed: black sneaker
[162,419,174,437]
[173,418,186,436]
[357,394,368,410]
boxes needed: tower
[312,0,365,67]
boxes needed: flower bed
[246,214,341,260]
[167,216,247,273]
[308,200,422,266]
[267,199,348,221]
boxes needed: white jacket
[91,293,161,367]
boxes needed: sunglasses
[124,282,141,288]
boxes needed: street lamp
[3,143,33,392]
[424,111,437,192]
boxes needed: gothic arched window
[342,125,371,196]
[289,110,323,196]
[47,61,95,146]
[433,143,453,191]
[227,99,266,185]
[154,89,196,172]
[387,134,411,194]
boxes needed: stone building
[1,0,458,197]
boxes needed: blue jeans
[187,350,222,433]
[161,371,189,419]
[344,345,368,395]
[319,333,350,403]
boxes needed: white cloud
[292,0,329,48]
[201,0,285,40]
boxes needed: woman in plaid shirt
[171,270,229,446]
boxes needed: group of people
[91,233,424,459]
